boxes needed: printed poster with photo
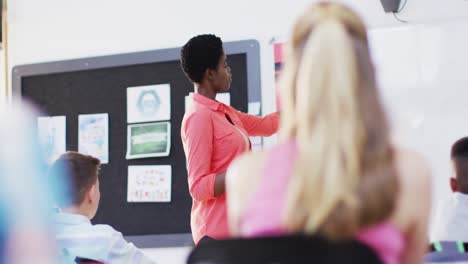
[127,165,172,202]
[78,113,109,163]
[250,136,263,151]
[37,116,66,164]
[127,84,171,123]
[126,122,171,159]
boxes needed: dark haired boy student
[50,151,155,263]
[432,137,468,241]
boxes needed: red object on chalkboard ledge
[274,43,284,110]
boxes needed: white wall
[8,0,468,119]
[6,0,468,263]
[369,18,468,230]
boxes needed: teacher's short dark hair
[180,34,224,83]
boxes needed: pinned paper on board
[216,92,231,106]
[184,96,192,112]
[248,102,261,116]
[126,122,171,159]
[185,92,231,112]
[250,136,263,151]
[127,165,172,202]
[37,116,66,164]
[78,113,109,163]
[127,84,171,124]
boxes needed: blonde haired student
[226,2,431,264]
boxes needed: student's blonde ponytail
[279,3,398,239]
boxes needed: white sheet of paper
[126,122,171,159]
[185,95,193,112]
[248,102,261,116]
[37,116,66,163]
[185,93,231,112]
[78,113,109,163]
[127,165,172,202]
[216,93,231,106]
[127,84,171,123]
[250,136,263,151]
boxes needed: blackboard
[12,40,261,247]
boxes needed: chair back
[187,234,383,264]
[426,241,468,263]
[75,257,104,264]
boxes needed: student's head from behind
[450,137,468,194]
[50,151,101,219]
[180,34,232,93]
[279,2,398,238]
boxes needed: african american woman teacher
[180,34,279,244]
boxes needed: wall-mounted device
[380,0,402,12]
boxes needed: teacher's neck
[194,83,216,100]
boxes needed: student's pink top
[181,93,279,244]
[239,142,404,264]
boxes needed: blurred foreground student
[180,34,279,243]
[226,3,431,264]
[432,137,468,241]
[49,151,155,263]
[0,103,59,264]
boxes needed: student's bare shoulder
[394,147,432,186]
[228,151,268,178]
[392,147,432,227]
[226,151,269,234]
[228,151,267,178]
[227,151,268,194]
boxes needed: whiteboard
[368,18,468,232]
